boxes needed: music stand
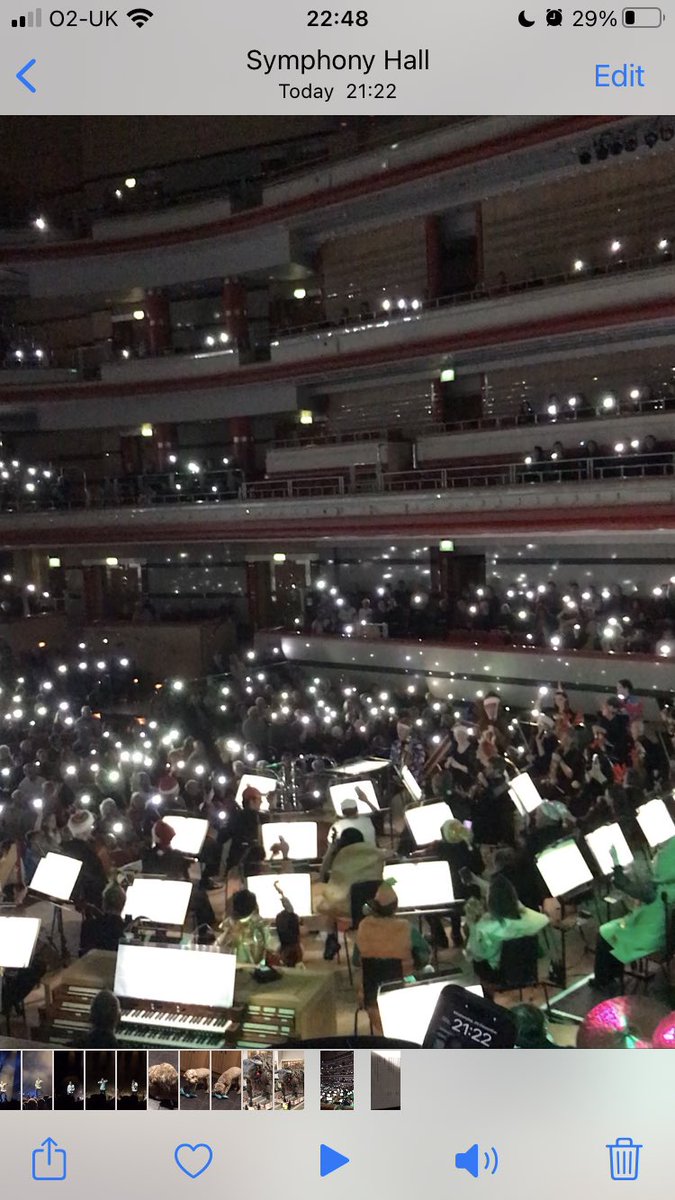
[508,772,544,816]
[382,860,454,911]
[234,773,279,812]
[584,823,634,878]
[29,853,83,963]
[329,779,381,815]
[0,917,41,1028]
[261,821,318,862]
[122,878,192,928]
[536,839,594,989]
[405,802,453,847]
[400,766,423,804]
[377,976,482,1046]
[245,873,313,919]
[161,816,208,858]
[636,798,675,848]
[114,942,236,1008]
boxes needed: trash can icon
[607,1137,642,1181]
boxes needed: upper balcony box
[26,226,304,299]
[91,196,232,242]
[262,118,547,206]
[266,436,411,477]
[100,346,242,385]
[270,262,675,367]
[416,409,675,465]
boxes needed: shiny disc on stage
[577,995,670,1049]
[652,1012,675,1049]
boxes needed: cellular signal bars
[12,8,42,26]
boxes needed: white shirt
[332,815,377,845]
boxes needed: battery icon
[623,7,663,25]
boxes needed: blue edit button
[596,63,646,87]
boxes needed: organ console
[43,949,337,1048]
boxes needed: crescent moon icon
[518,10,536,26]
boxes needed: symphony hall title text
[246,47,430,101]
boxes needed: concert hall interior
[0,114,674,1055]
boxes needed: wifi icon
[455,1143,500,1178]
[127,7,153,26]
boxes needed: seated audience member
[593,836,675,988]
[141,819,189,880]
[511,1002,564,1049]
[217,888,270,964]
[75,989,121,1049]
[465,876,549,984]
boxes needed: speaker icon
[454,1144,499,1179]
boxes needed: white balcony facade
[254,630,670,717]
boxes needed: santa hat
[68,809,95,840]
[152,819,176,850]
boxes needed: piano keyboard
[117,1009,234,1046]
[116,1025,229,1049]
[120,1009,233,1035]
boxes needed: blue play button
[320,1144,350,1178]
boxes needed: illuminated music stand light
[378,978,482,1046]
[0,916,40,969]
[584,823,634,877]
[246,872,313,919]
[400,765,422,804]
[636,798,675,848]
[536,839,593,899]
[123,878,192,927]
[114,942,236,1008]
[329,779,381,815]
[382,860,454,910]
[508,772,544,816]
[234,773,279,812]
[29,853,82,903]
[162,816,208,858]
[337,759,390,776]
[0,916,41,1025]
[405,802,453,847]
[261,821,318,861]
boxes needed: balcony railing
[272,249,675,341]
[0,452,671,515]
[271,394,672,448]
[243,452,675,501]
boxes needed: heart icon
[174,1143,214,1179]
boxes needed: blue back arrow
[17,59,37,93]
[320,1144,350,1177]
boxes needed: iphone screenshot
[0,2,673,1196]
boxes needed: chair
[354,956,404,1035]
[484,935,551,1010]
[336,880,381,986]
